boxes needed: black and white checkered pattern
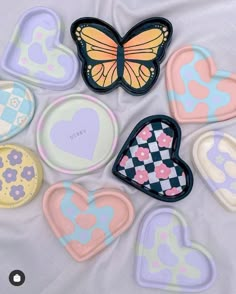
[117,121,186,196]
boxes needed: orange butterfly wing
[123,27,169,89]
[75,26,118,87]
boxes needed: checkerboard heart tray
[112,115,193,202]
[0,81,35,142]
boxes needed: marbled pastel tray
[136,207,216,292]
[193,131,236,211]
[0,81,35,142]
[43,182,134,261]
[166,45,236,123]
[2,7,78,90]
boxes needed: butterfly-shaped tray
[71,17,172,95]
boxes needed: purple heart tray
[1,6,78,90]
[136,207,216,292]
[37,94,118,174]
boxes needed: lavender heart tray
[37,94,118,174]
[2,7,78,90]
[136,207,216,292]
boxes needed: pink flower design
[135,147,150,161]
[155,163,171,179]
[17,115,27,125]
[137,126,152,141]
[10,97,20,108]
[134,170,149,184]
[120,155,129,167]
[157,132,172,148]
[165,187,180,196]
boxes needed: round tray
[0,81,35,142]
[37,94,118,174]
[0,144,43,208]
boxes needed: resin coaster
[166,45,236,123]
[112,115,193,202]
[0,144,43,208]
[37,94,118,174]
[193,131,236,211]
[2,7,78,90]
[43,182,134,261]
[136,207,216,292]
[71,17,172,95]
[0,81,35,142]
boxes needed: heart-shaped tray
[166,45,236,123]
[0,81,35,142]
[136,207,216,292]
[37,94,118,174]
[0,144,43,208]
[112,115,193,202]
[43,182,134,261]
[193,131,236,211]
[2,7,78,90]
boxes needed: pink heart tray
[2,7,78,90]
[166,45,236,123]
[43,182,134,262]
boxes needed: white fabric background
[0,0,236,293]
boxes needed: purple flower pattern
[0,150,38,202]
[2,168,17,183]
[21,166,35,181]
[7,150,23,166]
[10,185,25,200]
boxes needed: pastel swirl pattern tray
[136,207,216,292]
[166,45,236,123]
[112,115,193,202]
[0,144,43,208]
[43,182,134,262]
[2,7,78,90]
[0,81,35,142]
[193,131,236,211]
[37,94,118,174]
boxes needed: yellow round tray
[0,144,43,208]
